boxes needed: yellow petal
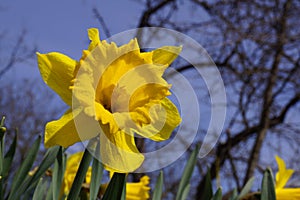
[87,28,100,51]
[276,188,300,200]
[44,108,98,148]
[72,64,96,109]
[85,167,92,184]
[126,176,151,200]
[37,52,76,106]
[275,155,294,189]
[66,152,84,172]
[99,124,144,172]
[73,37,141,112]
[112,98,180,141]
[152,45,182,66]
[92,101,119,134]
[136,98,181,141]
[110,63,171,113]
[95,39,151,107]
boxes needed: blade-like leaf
[32,178,48,200]
[238,177,255,198]
[212,187,222,200]
[175,145,200,200]
[121,176,126,200]
[46,183,54,200]
[20,175,41,198]
[0,117,6,172]
[67,148,92,200]
[27,146,61,187]
[229,188,238,200]
[0,116,5,138]
[152,171,164,200]
[0,117,6,200]
[89,158,103,200]
[200,168,213,200]
[2,133,17,178]
[180,184,190,200]
[89,142,103,200]
[261,168,276,200]
[102,173,126,200]
[52,147,66,200]
[8,135,41,200]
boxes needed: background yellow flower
[63,152,150,199]
[275,155,300,200]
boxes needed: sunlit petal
[37,52,76,106]
[99,124,144,172]
[110,63,171,113]
[275,155,294,189]
[45,108,98,148]
[87,28,100,51]
[276,188,300,200]
[126,176,151,200]
[152,45,182,66]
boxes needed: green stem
[67,145,92,200]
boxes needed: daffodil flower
[275,155,300,200]
[126,176,150,200]
[100,175,150,200]
[37,28,181,172]
[61,152,92,196]
[62,152,150,199]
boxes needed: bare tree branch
[92,8,111,38]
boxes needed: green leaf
[261,168,276,200]
[46,183,54,200]
[8,135,41,200]
[79,189,89,200]
[67,148,92,200]
[180,184,190,200]
[212,187,222,200]
[0,116,5,137]
[89,157,103,200]
[32,178,48,200]
[121,177,126,200]
[0,117,6,199]
[102,173,126,200]
[200,168,213,200]
[89,142,103,200]
[52,147,66,200]
[2,132,17,178]
[175,145,200,200]
[21,175,41,199]
[238,177,255,198]
[228,188,238,200]
[152,171,164,200]
[27,146,61,187]
[0,137,3,176]
[0,117,6,174]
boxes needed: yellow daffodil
[37,28,181,172]
[62,152,92,196]
[63,152,150,199]
[275,155,300,200]
[100,175,150,200]
[126,176,150,200]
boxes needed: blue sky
[0,0,144,65]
